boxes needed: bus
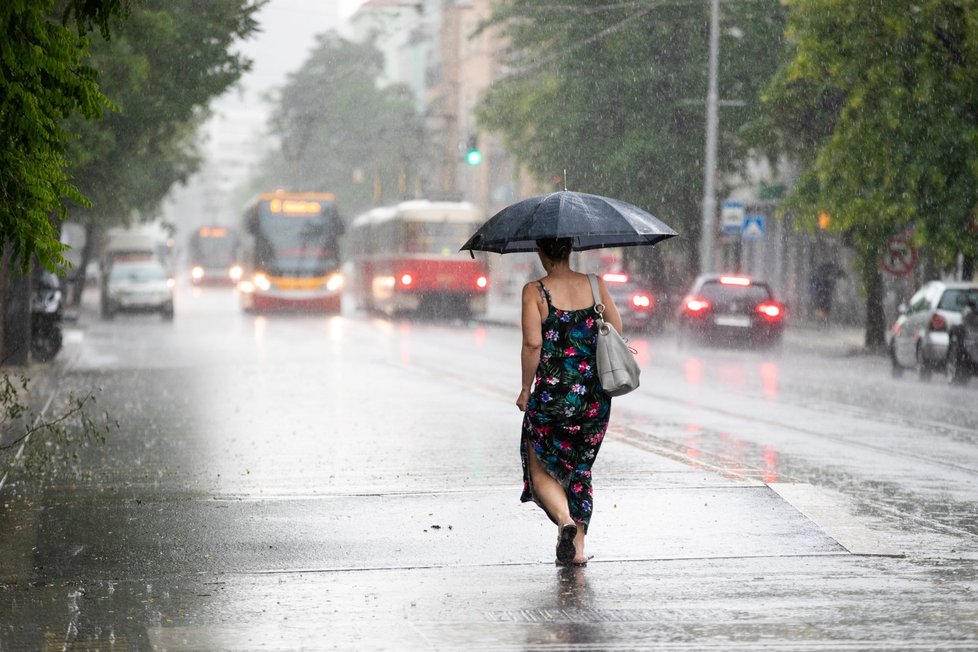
[237,191,344,313]
[346,200,489,318]
[188,225,241,285]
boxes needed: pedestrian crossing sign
[742,215,766,239]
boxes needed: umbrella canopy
[460,191,678,254]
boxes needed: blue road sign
[742,215,766,239]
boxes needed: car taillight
[756,302,783,319]
[631,293,652,309]
[685,297,711,313]
[929,313,947,331]
[400,273,413,287]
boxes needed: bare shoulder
[522,280,544,301]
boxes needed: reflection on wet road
[1,285,977,649]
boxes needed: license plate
[715,315,750,328]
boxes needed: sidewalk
[481,286,869,357]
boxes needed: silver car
[102,260,175,320]
[889,281,978,380]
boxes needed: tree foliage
[763,0,978,346]
[477,0,787,280]
[67,0,263,232]
[252,33,432,219]
[0,0,128,273]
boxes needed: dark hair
[536,237,573,262]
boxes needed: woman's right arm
[517,283,544,411]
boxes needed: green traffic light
[466,149,482,166]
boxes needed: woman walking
[516,237,623,566]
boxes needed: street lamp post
[699,0,720,274]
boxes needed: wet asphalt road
[1,282,977,650]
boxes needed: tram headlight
[476,275,488,289]
[325,273,344,292]
[229,265,243,282]
[253,273,271,292]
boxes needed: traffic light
[465,135,482,166]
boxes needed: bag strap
[587,273,606,318]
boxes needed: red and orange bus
[237,191,344,313]
[346,200,489,318]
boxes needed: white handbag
[588,274,640,397]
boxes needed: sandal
[555,553,593,567]
[555,523,577,564]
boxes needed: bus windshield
[404,221,476,255]
[255,202,341,275]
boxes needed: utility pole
[699,0,720,274]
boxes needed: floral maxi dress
[520,281,611,533]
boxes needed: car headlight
[229,265,243,281]
[191,266,204,280]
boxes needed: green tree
[763,0,978,349]
[0,0,129,274]
[253,32,428,219]
[477,0,787,285]
[65,0,263,299]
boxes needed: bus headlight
[253,273,271,292]
[325,273,344,292]
[229,265,243,282]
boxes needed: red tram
[347,201,489,318]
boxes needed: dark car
[889,281,978,381]
[600,273,658,333]
[677,274,786,348]
[945,298,978,386]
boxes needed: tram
[346,200,489,318]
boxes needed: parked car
[677,274,786,348]
[600,273,658,333]
[102,260,175,320]
[890,281,978,381]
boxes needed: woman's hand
[516,387,531,412]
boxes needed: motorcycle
[31,271,64,363]
[946,298,978,386]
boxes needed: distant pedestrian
[516,237,623,567]
[811,261,844,325]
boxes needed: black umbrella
[460,191,678,255]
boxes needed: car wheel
[889,345,904,379]
[945,337,971,386]
[676,325,689,349]
[915,344,933,381]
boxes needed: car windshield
[699,281,772,303]
[938,289,978,312]
[110,264,166,283]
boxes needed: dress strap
[536,281,553,308]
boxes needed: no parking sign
[882,236,917,276]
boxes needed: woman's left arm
[517,283,544,411]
